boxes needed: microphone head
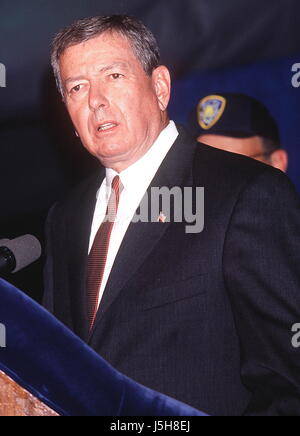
[0,235,42,273]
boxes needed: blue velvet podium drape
[0,279,205,416]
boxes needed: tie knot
[106,176,123,221]
[111,176,123,195]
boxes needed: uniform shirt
[89,121,179,308]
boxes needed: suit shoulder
[191,142,300,207]
[197,142,268,174]
[193,142,282,189]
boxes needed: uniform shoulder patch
[197,95,227,130]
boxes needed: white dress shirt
[89,120,179,308]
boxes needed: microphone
[0,235,42,275]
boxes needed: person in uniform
[189,93,288,172]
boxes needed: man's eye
[71,85,82,93]
[110,73,123,80]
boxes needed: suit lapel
[67,169,105,340]
[90,127,197,335]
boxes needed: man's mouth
[97,122,118,132]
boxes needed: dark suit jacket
[44,126,300,416]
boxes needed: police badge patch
[198,95,227,130]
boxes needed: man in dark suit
[44,15,300,416]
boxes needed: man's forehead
[62,31,134,58]
[59,32,141,77]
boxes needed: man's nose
[88,85,109,111]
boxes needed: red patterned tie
[87,176,122,331]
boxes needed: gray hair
[51,15,161,96]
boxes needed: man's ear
[270,149,289,173]
[152,66,171,112]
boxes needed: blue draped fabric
[0,278,205,416]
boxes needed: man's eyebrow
[98,62,131,73]
[64,62,131,85]
[64,76,86,86]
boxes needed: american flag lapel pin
[158,212,167,223]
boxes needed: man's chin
[89,146,128,169]
[83,140,121,157]
[83,139,137,171]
